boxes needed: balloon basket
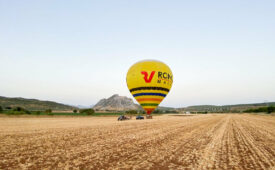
[146,115,153,119]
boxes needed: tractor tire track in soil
[0,114,274,169]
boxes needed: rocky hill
[93,94,141,111]
[0,96,75,111]
[93,94,177,112]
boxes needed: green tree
[13,107,24,111]
[153,109,161,114]
[0,106,3,113]
[138,110,146,114]
[126,110,138,115]
[79,109,94,115]
[45,109,52,113]
[34,111,41,115]
[5,106,12,110]
[243,106,275,114]
[267,106,275,114]
[73,109,78,113]
[12,107,31,114]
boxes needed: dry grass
[0,114,275,169]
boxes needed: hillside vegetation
[181,102,275,113]
[0,96,75,111]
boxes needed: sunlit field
[0,114,275,169]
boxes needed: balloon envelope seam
[130,86,170,92]
[133,93,167,97]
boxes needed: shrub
[164,110,178,113]
[45,109,52,113]
[12,107,31,114]
[244,106,275,114]
[79,109,94,115]
[34,111,41,115]
[126,110,138,114]
[47,112,54,116]
[7,111,26,115]
[25,110,31,114]
[14,111,26,115]
[5,106,12,110]
[0,106,3,113]
[153,109,162,114]
[13,107,24,112]
[267,106,275,114]
[73,109,78,113]
[138,110,146,114]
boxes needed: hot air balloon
[126,60,173,118]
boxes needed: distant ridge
[178,102,275,112]
[1,95,273,113]
[0,96,75,111]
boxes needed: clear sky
[0,0,275,107]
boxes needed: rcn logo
[141,71,173,83]
[141,71,155,83]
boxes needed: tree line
[0,106,95,115]
[243,106,275,114]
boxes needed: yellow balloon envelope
[126,60,173,115]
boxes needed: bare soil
[0,114,274,169]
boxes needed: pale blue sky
[0,0,275,107]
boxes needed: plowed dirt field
[0,114,274,169]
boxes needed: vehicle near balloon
[136,115,144,120]
[126,60,173,118]
[117,115,130,121]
